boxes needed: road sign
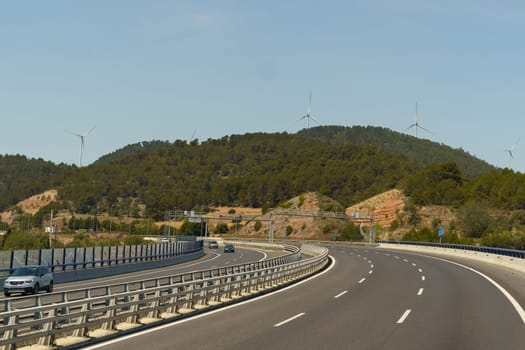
[438,227,445,237]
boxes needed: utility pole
[49,210,54,249]
[269,213,274,243]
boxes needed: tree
[458,200,491,238]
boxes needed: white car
[3,265,54,297]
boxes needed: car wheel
[4,291,10,297]
[47,281,53,293]
[33,283,39,295]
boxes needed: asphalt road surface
[84,246,525,350]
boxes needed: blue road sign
[438,227,445,237]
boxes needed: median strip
[274,313,306,327]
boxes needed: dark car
[208,240,219,249]
[223,243,235,253]
[3,265,54,296]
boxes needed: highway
[0,245,278,303]
[82,245,525,350]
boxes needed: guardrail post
[73,302,91,338]
[101,297,117,331]
[36,308,56,347]
[1,314,18,350]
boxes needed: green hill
[298,126,495,178]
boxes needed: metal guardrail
[378,240,525,259]
[0,243,329,349]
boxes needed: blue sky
[1,1,525,172]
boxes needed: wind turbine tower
[298,92,321,129]
[504,139,519,169]
[68,126,95,167]
[407,102,431,138]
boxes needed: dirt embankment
[1,190,58,224]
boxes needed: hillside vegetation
[298,126,495,177]
[2,126,525,249]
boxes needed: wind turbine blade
[85,126,96,136]
[297,115,308,122]
[310,115,321,125]
[308,91,312,115]
[419,125,432,134]
[66,130,83,138]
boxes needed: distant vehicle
[161,237,172,243]
[3,265,54,297]
[223,243,235,253]
[208,240,219,249]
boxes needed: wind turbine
[297,91,321,129]
[503,138,519,168]
[406,102,431,138]
[67,126,95,167]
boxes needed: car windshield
[11,267,38,276]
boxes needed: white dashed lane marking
[397,309,412,324]
[274,313,306,327]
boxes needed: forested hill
[0,155,72,212]
[298,126,495,177]
[59,133,414,219]
[0,127,509,220]
[94,140,171,165]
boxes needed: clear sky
[1,1,524,172]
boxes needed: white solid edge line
[417,288,424,296]
[82,256,337,349]
[334,290,348,299]
[274,313,306,327]
[428,255,525,325]
[397,309,412,324]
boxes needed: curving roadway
[81,245,525,350]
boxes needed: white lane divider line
[386,253,390,256]
[403,259,409,263]
[394,256,400,259]
[397,309,412,324]
[334,290,348,299]
[412,263,417,267]
[370,264,374,268]
[421,276,426,281]
[418,268,423,273]
[358,278,366,284]
[369,270,373,274]
[417,288,424,296]
[274,313,306,327]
